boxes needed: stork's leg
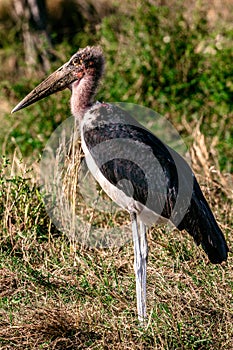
[140,220,147,319]
[130,212,148,324]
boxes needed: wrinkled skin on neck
[70,75,99,118]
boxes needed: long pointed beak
[11,61,77,113]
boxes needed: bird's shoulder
[82,103,177,165]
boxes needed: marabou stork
[12,46,228,324]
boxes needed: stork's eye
[72,57,82,66]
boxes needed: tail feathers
[201,234,228,264]
[178,181,228,264]
[198,200,228,264]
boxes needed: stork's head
[12,46,105,113]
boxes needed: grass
[0,229,232,349]
[0,0,233,349]
[0,126,232,349]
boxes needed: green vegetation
[0,1,232,349]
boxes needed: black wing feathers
[83,107,228,263]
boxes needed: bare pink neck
[70,75,98,118]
